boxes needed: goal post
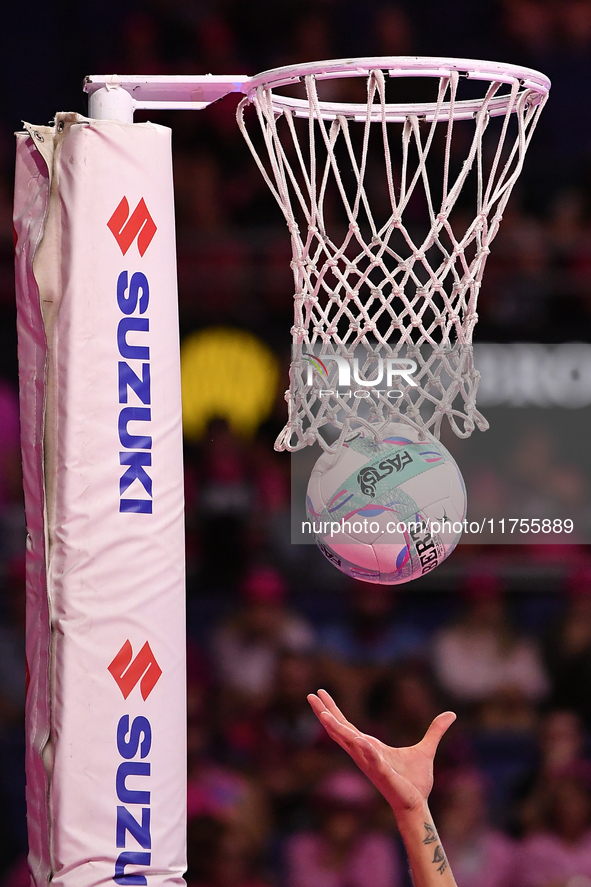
[15,73,252,887]
[14,112,186,887]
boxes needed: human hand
[308,688,456,820]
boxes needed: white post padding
[14,114,186,887]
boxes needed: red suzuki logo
[108,640,162,700]
[108,197,157,257]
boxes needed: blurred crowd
[178,565,591,887]
[1,0,591,884]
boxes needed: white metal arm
[84,74,251,122]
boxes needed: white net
[237,59,549,452]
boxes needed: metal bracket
[84,74,251,122]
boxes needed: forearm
[395,803,458,887]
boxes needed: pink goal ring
[244,56,550,123]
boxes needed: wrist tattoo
[422,823,437,844]
[432,844,448,874]
[423,824,448,874]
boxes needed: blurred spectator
[463,463,509,526]
[544,568,591,729]
[506,427,586,528]
[212,650,336,834]
[436,768,518,887]
[256,652,323,763]
[477,686,539,734]
[319,582,426,724]
[432,574,549,706]
[517,710,591,833]
[483,214,554,338]
[538,710,589,778]
[248,437,291,563]
[210,566,315,710]
[194,420,253,588]
[187,762,270,857]
[186,644,271,857]
[186,816,272,887]
[175,153,228,232]
[214,650,324,770]
[369,660,445,745]
[471,686,540,828]
[283,769,403,887]
[549,190,589,268]
[516,772,591,887]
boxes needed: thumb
[419,711,456,758]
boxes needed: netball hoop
[236,57,550,452]
[84,60,550,453]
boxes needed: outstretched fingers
[308,692,367,754]
[318,708,359,747]
[307,692,328,720]
[308,690,361,735]
[316,689,356,729]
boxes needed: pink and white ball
[305,423,466,584]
